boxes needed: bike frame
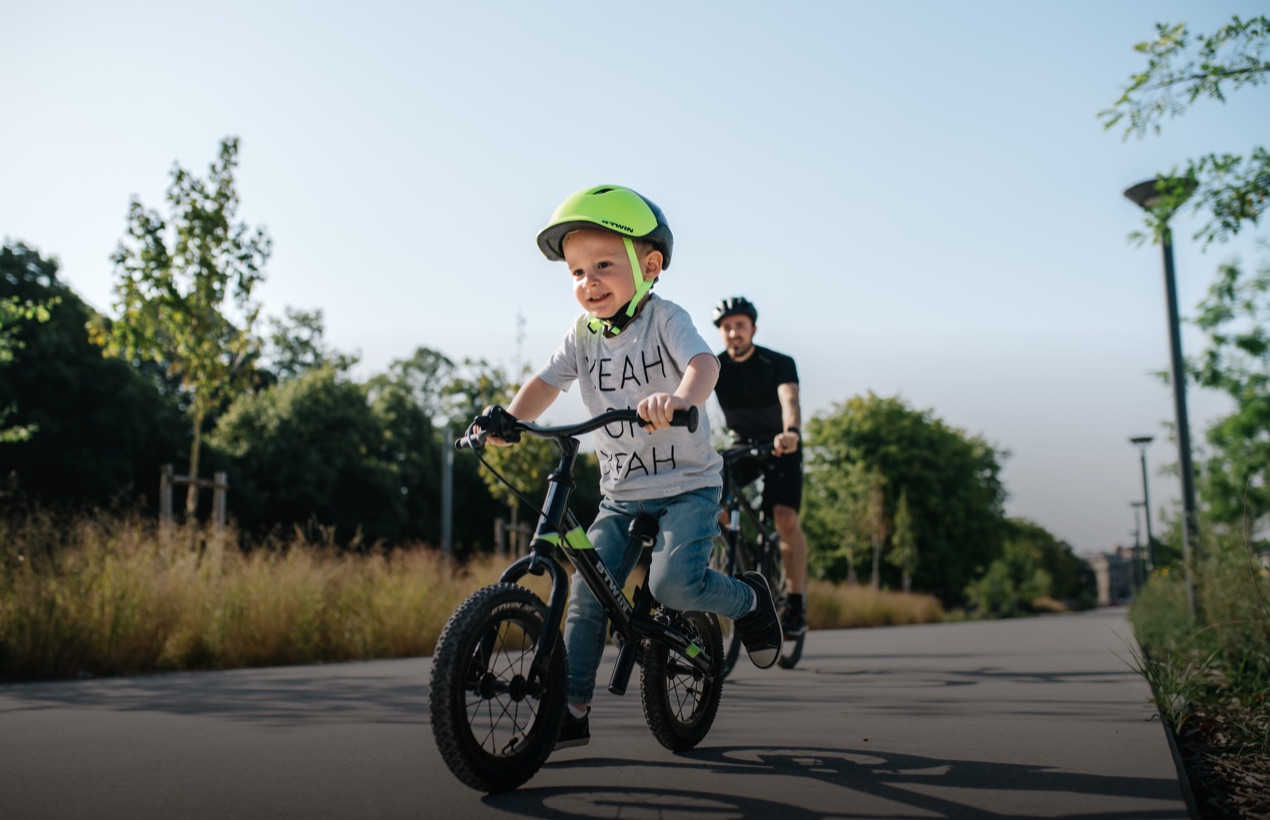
[491,421,716,697]
[719,443,779,571]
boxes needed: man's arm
[774,381,801,455]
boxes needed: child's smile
[563,229,649,319]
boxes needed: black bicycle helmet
[712,296,758,327]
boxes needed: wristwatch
[785,427,800,438]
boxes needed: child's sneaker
[734,572,783,668]
[554,709,590,750]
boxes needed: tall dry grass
[0,511,512,682]
[806,579,945,629]
[1,511,945,682]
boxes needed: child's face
[562,229,656,319]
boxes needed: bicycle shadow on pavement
[485,744,1184,820]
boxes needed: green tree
[1102,15,1269,245]
[1105,14,1270,535]
[0,291,54,443]
[804,460,872,583]
[964,537,1051,618]
[1001,517,1093,607]
[1,242,185,506]
[888,489,918,591]
[209,367,401,543]
[95,137,271,516]
[1189,258,1270,525]
[263,307,358,382]
[369,346,457,426]
[805,393,1008,606]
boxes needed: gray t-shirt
[535,295,724,501]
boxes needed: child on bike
[486,184,783,749]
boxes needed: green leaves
[1105,16,1269,246]
[1102,17,1270,139]
[1188,259,1270,524]
[804,393,1009,605]
[101,137,271,510]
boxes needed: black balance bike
[429,406,725,793]
[709,441,806,677]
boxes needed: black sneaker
[554,709,590,750]
[734,572,783,668]
[781,603,808,638]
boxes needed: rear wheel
[759,535,805,669]
[429,583,567,793]
[639,609,724,750]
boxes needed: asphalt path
[1,608,1189,819]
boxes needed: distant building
[1090,546,1139,606]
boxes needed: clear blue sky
[4,1,1268,555]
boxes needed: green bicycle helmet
[537,185,674,336]
[537,184,674,269]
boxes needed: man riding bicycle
[712,296,810,638]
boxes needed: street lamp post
[1129,435,1156,572]
[1124,177,1200,619]
[1130,500,1146,592]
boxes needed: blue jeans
[563,485,755,706]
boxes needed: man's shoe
[781,603,808,638]
[734,572,783,668]
[554,709,590,750]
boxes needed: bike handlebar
[720,439,777,465]
[456,405,699,450]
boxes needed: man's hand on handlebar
[773,429,800,456]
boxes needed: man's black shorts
[729,448,803,513]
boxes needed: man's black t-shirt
[715,345,799,441]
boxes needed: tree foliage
[804,393,1008,606]
[887,489,918,591]
[95,137,271,515]
[1190,257,1270,525]
[1102,16,1270,245]
[1,242,185,507]
[263,307,358,382]
[0,279,55,443]
[1106,15,1270,538]
[209,368,413,544]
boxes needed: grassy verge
[1127,533,1270,817]
[1,511,942,683]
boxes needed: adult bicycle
[709,441,806,677]
[429,405,724,793]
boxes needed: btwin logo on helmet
[601,219,634,234]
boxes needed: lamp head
[1123,177,1197,218]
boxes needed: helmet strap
[587,237,655,337]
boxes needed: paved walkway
[1,607,1190,818]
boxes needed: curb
[1158,710,1201,820]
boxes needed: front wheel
[639,609,724,750]
[429,583,567,793]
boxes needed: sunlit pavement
[1,608,1188,819]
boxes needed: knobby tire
[428,583,567,793]
[639,609,724,750]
